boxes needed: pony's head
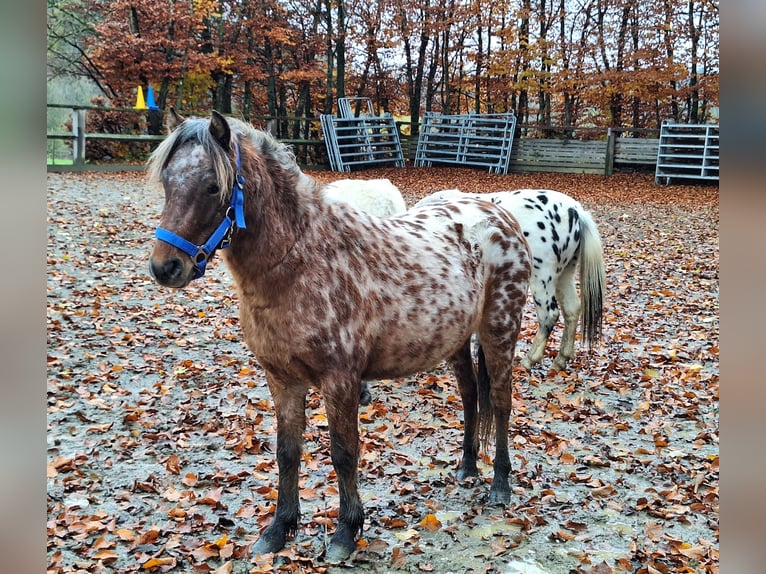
[147,110,247,288]
[148,110,310,288]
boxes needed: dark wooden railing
[47,104,662,175]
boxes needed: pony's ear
[166,108,185,132]
[210,110,231,151]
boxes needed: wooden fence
[47,104,663,176]
[46,104,327,171]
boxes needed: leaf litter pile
[47,169,718,574]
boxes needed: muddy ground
[46,169,718,573]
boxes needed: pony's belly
[362,328,472,380]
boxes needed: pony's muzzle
[149,255,191,288]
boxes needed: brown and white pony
[147,110,530,562]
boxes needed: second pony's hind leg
[553,262,581,371]
[448,338,480,481]
[521,272,559,370]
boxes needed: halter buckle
[194,249,209,264]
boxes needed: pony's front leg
[323,383,364,562]
[252,383,306,555]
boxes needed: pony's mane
[147,115,301,203]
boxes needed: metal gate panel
[655,121,719,184]
[414,112,517,174]
[321,114,405,172]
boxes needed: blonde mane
[146,115,301,204]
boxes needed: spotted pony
[147,111,531,562]
[416,188,605,372]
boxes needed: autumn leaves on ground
[47,169,718,574]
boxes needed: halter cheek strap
[154,141,247,280]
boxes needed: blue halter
[155,141,247,280]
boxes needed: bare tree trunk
[265,36,278,121]
[517,0,530,126]
[661,0,680,121]
[559,0,573,132]
[609,1,632,127]
[324,0,335,114]
[425,34,440,115]
[475,25,483,114]
[630,3,641,130]
[411,15,430,131]
[399,1,431,135]
[336,0,347,100]
[687,0,701,122]
[439,0,456,114]
[536,0,553,130]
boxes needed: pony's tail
[476,345,494,452]
[578,209,606,348]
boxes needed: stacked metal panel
[414,112,517,174]
[654,120,719,184]
[321,98,405,172]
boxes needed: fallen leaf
[418,513,442,531]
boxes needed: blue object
[146,85,159,110]
[154,142,247,279]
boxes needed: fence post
[72,108,86,166]
[604,128,615,176]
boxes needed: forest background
[47,0,719,139]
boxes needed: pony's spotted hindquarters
[147,111,531,562]
[417,188,605,372]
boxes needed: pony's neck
[223,167,318,287]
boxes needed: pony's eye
[207,183,220,195]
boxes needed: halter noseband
[154,141,247,280]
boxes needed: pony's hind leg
[479,343,515,506]
[521,273,559,370]
[478,279,526,505]
[252,379,307,555]
[448,339,480,481]
[552,263,580,371]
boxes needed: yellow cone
[134,85,147,109]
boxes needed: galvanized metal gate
[414,112,517,174]
[321,98,405,172]
[655,120,719,184]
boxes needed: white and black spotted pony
[415,188,605,372]
[323,178,407,217]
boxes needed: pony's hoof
[488,488,511,506]
[360,388,372,406]
[252,535,285,556]
[520,357,533,371]
[552,357,568,372]
[325,540,355,563]
[456,466,479,483]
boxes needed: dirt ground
[47,169,718,573]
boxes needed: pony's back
[324,178,407,217]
